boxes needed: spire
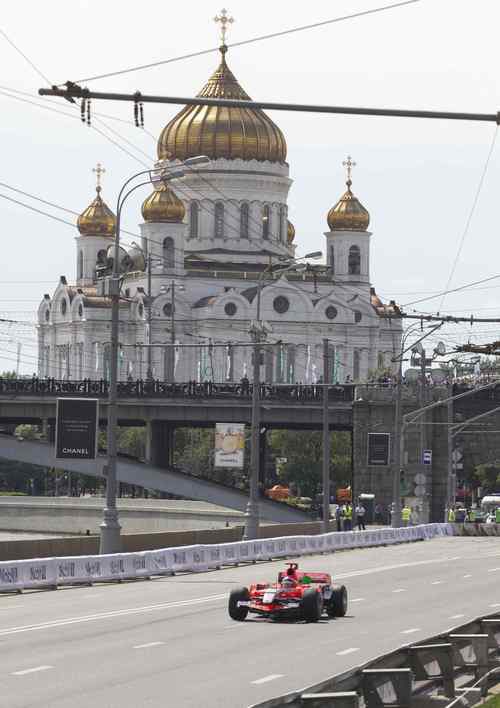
[93,162,106,194]
[77,163,116,237]
[342,155,356,190]
[327,156,370,232]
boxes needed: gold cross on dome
[342,155,356,183]
[93,162,106,190]
[214,8,234,45]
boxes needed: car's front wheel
[327,584,348,617]
[228,586,250,621]
[301,588,323,622]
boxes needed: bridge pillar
[148,421,175,469]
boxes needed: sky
[1,0,499,375]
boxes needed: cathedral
[37,26,401,385]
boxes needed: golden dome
[287,220,296,244]
[77,186,116,237]
[157,46,287,163]
[141,183,186,223]
[327,178,370,232]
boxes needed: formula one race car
[228,563,348,622]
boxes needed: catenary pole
[322,338,331,532]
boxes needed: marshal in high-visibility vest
[401,506,411,523]
[345,505,353,520]
[496,507,500,524]
[448,508,456,522]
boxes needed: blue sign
[422,449,432,465]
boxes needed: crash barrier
[0,523,454,594]
[452,524,500,537]
[248,610,500,708]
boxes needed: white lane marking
[401,628,421,634]
[336,647,360,656]
[431,581,443,585]
[0,593,228,638]
[488,568,500,573]
[133,641,164,649]
[450,614,465,619]
[490,603,500,608]
[252,674,284,685]
[350,598,365,603]
[12,665,53,676]
[393,589,406,593]
[463,575,472,578]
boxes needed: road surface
[0,536,499,707]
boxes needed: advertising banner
[214,423,245,468]
[55,398,98,460]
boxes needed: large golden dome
[141,183,186,223]
[157,46,287,163]
[327,178,370,232]
[77,186,116,237]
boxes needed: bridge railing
[0,378,355,403]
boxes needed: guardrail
[0,523,453,594]
[249,611,500,708]
[0,378,355,403]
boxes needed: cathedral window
[189,201,199,239]
[273,296,289,314]
[286,344,296,383]
[354,310,362,323]
[224,302,237,316]
[214,202,224,238]
[325,305,337,320]
[348,245,361,275]
[240,203,249,239]
[279,206,286,243]
[97,249,107,265]
[78,304,83,318]
[61,300,67,316]
[353,350,360,380]
[262,205,270,240]
[44,309,50,323]
[163,237,175,269]
[78,250,83,280]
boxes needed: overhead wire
[68,1,422,85]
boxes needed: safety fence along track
[0,523,453,593]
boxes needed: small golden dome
[287,220,296,244]
[157,46,287,163]
[327,179,370,232]
[77,186,116,237]
[141,183,186,223]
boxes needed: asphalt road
[0,536,499,708]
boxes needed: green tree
[473,461,500,494]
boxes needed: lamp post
[160,280,185,381]
[243,251,322,541]
[99,156,208,555]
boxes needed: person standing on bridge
[447,507,456,523]
[401,503,411,527]
[344,503,353,531]
[355,501,366,531]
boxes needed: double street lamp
[99,156,209,555]
[243,250,322,541]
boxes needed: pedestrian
[355,501,366,531]
[401,503,411,527]
[447,507,456,523]
[344,502,353,531]
[335,504,342,532]
[374,503,383,525]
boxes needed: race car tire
[228,586,250,621]
[327,584,348,617]
[301,588,323,622]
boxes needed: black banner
[55,398,98,460]
[367,432,390,466]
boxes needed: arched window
[262,205,270,240]
[78,250,83,280]
[96,249,107,266]
[329,245,335,274]
[286,344,296,383]
[214,202,224,238]
[240,203,249,239]
[348,245,361,275]
[353,350,360,381]
[189,201,199,239]
[163,237,175,269]
[279,206,286,243]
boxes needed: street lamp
[243,250,323,541]
[160,281,185,381]
[100,155,209,555]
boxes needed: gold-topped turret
[141,183,186,223]
[77,163,116,237]
[157,12,287,164]
[327,156,370,232]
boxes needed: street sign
[422,449,432,465]
[55,398,98,460]
[414,472,426,485]
[367,433,390,466]
[415,484,426,497]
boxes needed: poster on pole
[55,398,99,460]
[215,423,245,468]
[367,432,390,466]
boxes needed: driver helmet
[281,576,297,589]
